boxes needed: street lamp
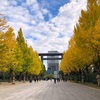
[90,64,94,72]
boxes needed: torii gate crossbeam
[38,53,63,62]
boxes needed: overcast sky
[0,0,87,53]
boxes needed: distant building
[47,51,59,75]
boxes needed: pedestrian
[29,76,32,83]
[34,77,36,82]
[54,78,56,84]
[36,77,38,82]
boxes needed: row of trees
[0,15,44,82]
[60,0,100,85]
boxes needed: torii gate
[38,53,63,62]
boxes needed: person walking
[36,77,38,82]
[54,78,56,84]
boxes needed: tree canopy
[60,0,100,75]
[0,15,43,81]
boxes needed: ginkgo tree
[60,0,100,84]
[74,0,100,73]
[17,28,30,81]
[0,14,9,71]
[0,14,43,82]
[4,28,23,82]
[0,32,7,71]
[17,28,43,81]
[27,47,43,75]
[0,14,9,32]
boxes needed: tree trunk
[9,69,13,82]
[19,72,22,81]
[96,74,100,85]
[12,72,15,84]
[23,73,26,82]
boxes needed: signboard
[54,71,59,78]
[54,71,58,75]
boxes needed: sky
[0,0,87,53]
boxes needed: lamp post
[90,64,94,72]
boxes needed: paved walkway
[0,80,100,100]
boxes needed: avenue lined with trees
[0,14,44,82]
[0,0,100,100]
[0,0,100,86]
[60,0,100,85]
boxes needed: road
[0,80,100,100]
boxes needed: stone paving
[0,80,100,100]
